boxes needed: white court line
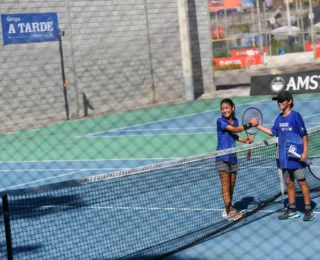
[81,105,320,139]
[41,205,320,214]
[294,100,320,103]
[86,132,218,138]
[3,98,319,137]
[78,99,271,138]
[0,168,128,172]
[0,169,87,192]
[0,158,180,163]
[37,205,320,215]
[303,113,320,119]
[0,166,276,172]
[99,127,216,132]
[37,204,274,213]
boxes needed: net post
[2,194,13,260]
[276,143,285,198]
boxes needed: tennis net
[1,126,320,260]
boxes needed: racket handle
[247,149,252,160]
[288,149,301,159]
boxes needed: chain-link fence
[1,0,320,259]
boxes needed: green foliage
[213,49,229,58]
[214,64,242,71]
[231,24,250,34]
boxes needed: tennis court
[1,94,320,259]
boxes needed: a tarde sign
[1,13,59,45]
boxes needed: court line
[0,168,128,172]
[3,98,319,137]
[83,106,320,139]
[0,158,179,163]
[37,204,320,214]
[0,166,276,172]
[304,113,320,119]
[85,132,218,138]
[78,99,271,138]
[0,169,87,192]
[85,123,320,133]
[36,204,273,213]
[101,127,216,131]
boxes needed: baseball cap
[272,90,293,101]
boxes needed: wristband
[243,123,253,130]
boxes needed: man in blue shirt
[256,91,314,221]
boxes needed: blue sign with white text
[1,13,59,45]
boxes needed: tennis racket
[287,148,320,180]
[242,107,263,160]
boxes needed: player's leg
[229,172,236,204]
[295,169,314,221]
[278,170,300,220]
[219,171,232,217]
[217,161,232,217]
[229,163,239,204]
[228,172,242,220]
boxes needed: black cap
[272,91,293,101]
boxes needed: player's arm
[256,124,273,136]
[225,118,259,133]
[300,135,308,162]
[297,112,308,162]
[257,116,279,136]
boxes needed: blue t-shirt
[216,117,239,164]
[271,110,307,169]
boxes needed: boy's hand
[300,152,308,163]
[250,118,259,127]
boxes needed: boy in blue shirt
[256,91,314,221]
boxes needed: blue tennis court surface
[2,98,320,193]
[166,196,320,260]
[1,98,320,259]
[83,98,320,138]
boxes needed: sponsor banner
[304,43,320,58]
[1,13,59,45]
[214,54,262,67]
[251,70,320,96]
[305,43,318,51]
[229,47,267,57]
[304,43,320,51]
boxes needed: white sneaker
[228,210,242,221]
[222,208,228,218]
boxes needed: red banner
[304,43,320,58]
[229,47,267,57]
[304,43,320,51]
[214,54,262,68]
